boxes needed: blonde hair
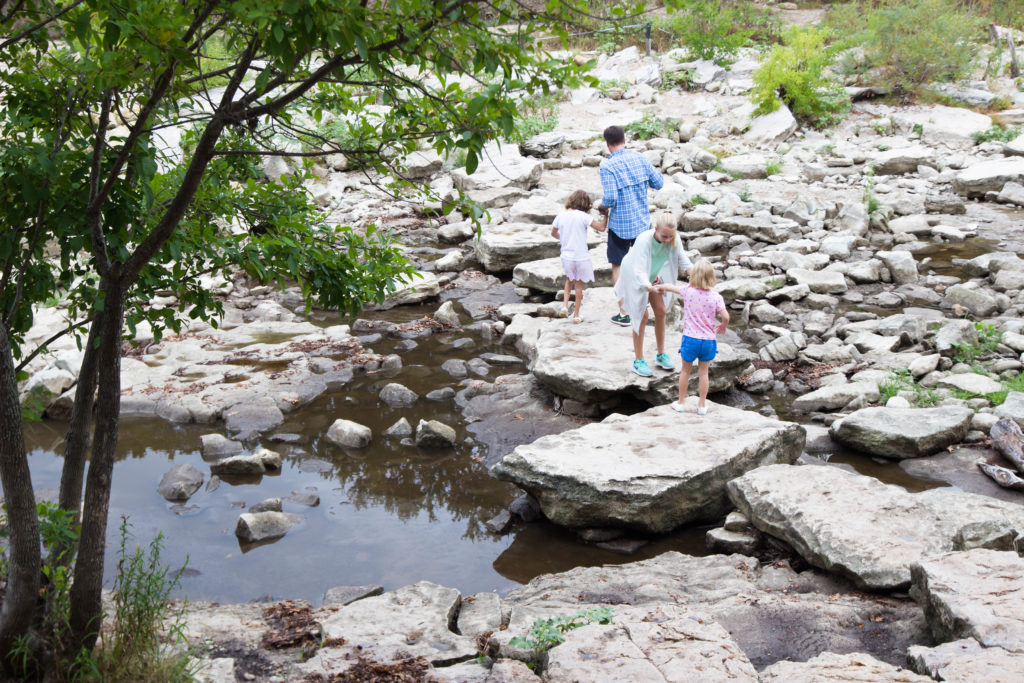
[689,259,716,290]
[565,190,592,212]
[654,212,677,231]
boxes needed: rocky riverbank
[16,27,1024,683]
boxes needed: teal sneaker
[655,352,675,371]
[632,358,653,377]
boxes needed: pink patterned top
[680,285,726,341]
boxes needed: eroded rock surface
[491,402,804,533]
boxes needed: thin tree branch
[14,316,94,375]
[0,0,88,51]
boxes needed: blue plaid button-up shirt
[600,149,664,240]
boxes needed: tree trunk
[50,317,102,569]
[67,281,124,653]
[0,320,41,673]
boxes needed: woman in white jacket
[613,213,693,377]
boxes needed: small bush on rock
[655,1,754,66]
[862,0,984,97]
[625,112,679,140]
[751,25,848,128]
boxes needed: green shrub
[660,67,698,91]
[625,112,679,140]
[510,92,561,142]
[765,159,783,176]
[973,124,1023,144]
[655,1,755,66]
[509,608,613,670]
[750,25,849,128]
[863,0,984,97]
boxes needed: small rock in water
[210,454,268,476]
[509,493,542,522]
[441,358,468,379]
[466,358,490,377]
[451,337,475,350]
[157,464,204,502]
[322,584,384,606]
[287,493,320,507]
[706,527,760,555]
[415,419,457,448]
[425,387,455,401]
[379,382,419,407]
[200,434,243,459]
[298,458,333,473]
[205,476,220,493]
[235,511,304,543]
[250,498,282,513]
[433,300,462,327]
[326,419,372,448]
[380,354,403,371]
[267,433,303,444]
[484,510,513,534]
[394,339,418,352]
[385,417,413,437]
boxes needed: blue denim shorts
[680,335,717,363]
[606,231,636,266]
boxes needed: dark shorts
[679,335,717,363]
[606,231,636,266]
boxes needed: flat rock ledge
[528,287,754,406]
[760,651,931,682]
[296,581,478,678]
[910,549,1024,652]
[829,406,974,458]
[728,464,1024,590]
[490,402,805,533]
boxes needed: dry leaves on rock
[261,601,319,650]
[304,656,430,683]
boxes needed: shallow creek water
[23,234,1012,605]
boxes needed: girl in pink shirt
[656,260,729,415]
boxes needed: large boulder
[787,268,847,294]
[508,195,563,223]
[743,103,797,146]
[367,272,440,310]
[512,247,612,293]
[907,639,1024,681]
[870,145,938,176]
[910,549,1024,651]
[490,403,805,533]
[451,142,542,191]
[529,290,753,406]
[792,382,880,413]
[829,406,973,458]
[728,464,1024,590]
[892,106,991,147]
[476,222,598,272]
[953,157,1024,197]
[942,284,1000,317]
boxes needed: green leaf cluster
[625,112,680,140]
[973,125,1023,144]
[750,25,849,128]
[509,607,614,671]
[657,0,758,66]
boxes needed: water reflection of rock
[456,373,584,467]
[492,522,711,585]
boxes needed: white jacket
[613,229,693,335]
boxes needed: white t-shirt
[553,209,592,261]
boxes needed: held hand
[716,322,727,334]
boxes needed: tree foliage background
[0,0,633,676]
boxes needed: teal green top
[650,240,670,282]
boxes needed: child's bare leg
[677,360,693,405]
[573,281,584,319]
[562,278,571,312]
[632,308,650,359]
[697,361,710,407]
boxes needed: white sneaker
[670,402,686,413]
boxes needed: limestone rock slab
[529,289,753,405]
[543,605,758,682]
[491,403,805,533]
[907,637,1024,681]
[760,651,930,682]
[829,406,973,458]
[727,464,1024,590]
[954,157,1024,197]
[451,142,542,191]
[512,247,611,293]
[476,222,599,273]
[310,582,477,674]
[910,549,1024,652]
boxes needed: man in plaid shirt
[600,125,664,326]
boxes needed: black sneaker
[610,313,631,326]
